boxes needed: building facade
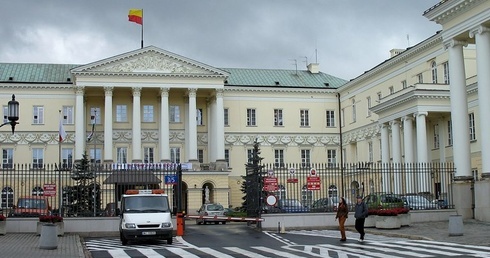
[0,0,489,220]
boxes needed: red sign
[263,177,279,191]
[263,184,279,192]
[287,178,298,183]
[307,176,321,190]
[43,184,56,197]
[264,177,278,184]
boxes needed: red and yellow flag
[128,9,143,25]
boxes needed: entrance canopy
[103,171,162,185]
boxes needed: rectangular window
[431,61,438,84]
[196,108,203,125]
[32,148,44,169]
[116,105,128,122]
[2,106,7,123]
[247,109,256,126]
[434,124,440,149]
[170,147,180,163]
[448,120,453,146]
[274,109,283,126]
[89,148,102,164]
[443,62,450,84]
[368,142,373,162]
[401,80,407,89]
[326,110,335,127]
[143,105,154,122]
[62,106,74,124]
[274,149,284,168]
[469,113,476,141]
[198,149,204,163]
[2,148,13,169]
[351,99,356,123]
[366,97,371,117]
[61,148,73,169]
[300,109,309,126]
[224,149,230,167]
[301,149,311,168]
[247,149,254,163]
[170,106,180,123]
[327,149,336,167]
[116,147,127,163]
[33,106,44,124]
[341,108,345,127]
[144,147,154,163]
[224,108,229,126]
[389,86,394,95]
[377,92,382,101]
[90,107,101,124]
[417,73,423,83]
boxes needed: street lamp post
[0,95,19,133]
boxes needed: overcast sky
[0,0,442,80]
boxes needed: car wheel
[196,219,202,225]
[120,233,128,246]
[222,221,226,225]
[214,221,219,225]
[167,238,173,244]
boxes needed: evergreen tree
[69,152,100,216]
[241,140,265,217]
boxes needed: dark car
[277,199,310,213]
[364,193,404,209]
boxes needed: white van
[119,189,174,245]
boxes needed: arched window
[431,61,438,84]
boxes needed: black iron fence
[260,162,455,213]
[0,163,180,218]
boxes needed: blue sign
[165,175,178,185]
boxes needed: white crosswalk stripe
[87,238,490,258]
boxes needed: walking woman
[335,197,349,242]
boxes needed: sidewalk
[359,219,490,246]
[0,233,86,258]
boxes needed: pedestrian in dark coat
[354,195,368,242]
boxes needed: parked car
[330,196,353,212]
[196,203,227,225]
[401,195,438,210]
[310,198,334,212]
[277,199,310,213]
[363,193,404,209]
[9,196,51,217]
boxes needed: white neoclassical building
[0,0,489,220]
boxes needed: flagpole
[58,110,63,217]
[141,9,144,49]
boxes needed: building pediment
[71,46,229,78]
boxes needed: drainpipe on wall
[337,93,344,197]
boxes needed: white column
[390,120,402,194]
[104,87,113,162]
[390,120,401,163]
[471,26,490,177]
[208,98,216,162]
[160,88,170,162]
[415,111,429,192]
[402,116,414,193]
[74,86,85,160]
[445,39,472,179]
[132,87,142,162]
[187,88,198,161]
[215,89,225,161]
[380,123,391,192]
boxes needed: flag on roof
[128,9,143,25]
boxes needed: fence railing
[0,163,179,218]
[260,162,455,213]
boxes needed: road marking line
[224,247,270,258]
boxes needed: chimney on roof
[307,63,319,74]
[390,49,405,58]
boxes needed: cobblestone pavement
[0,233,85,258]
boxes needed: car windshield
[123,196,170,213]
[17,199,46,209]
[206,204,224,211]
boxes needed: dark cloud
[1,0,441,80]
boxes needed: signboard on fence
[43,184,56,196]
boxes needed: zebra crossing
[86,236,490,258]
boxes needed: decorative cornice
[224,86,333,95]
[424,0,486,25]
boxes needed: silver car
[401,195,438,210]
[196,203,227,225]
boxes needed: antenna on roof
[407,34,410,47]
[315,49,318,63]
[290,59,298,75]
[303,56,308,67]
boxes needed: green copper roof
[221,68,346,89]
[0,63,347,89]
[0,63,79,83]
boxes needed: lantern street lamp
[0,95,19,133]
